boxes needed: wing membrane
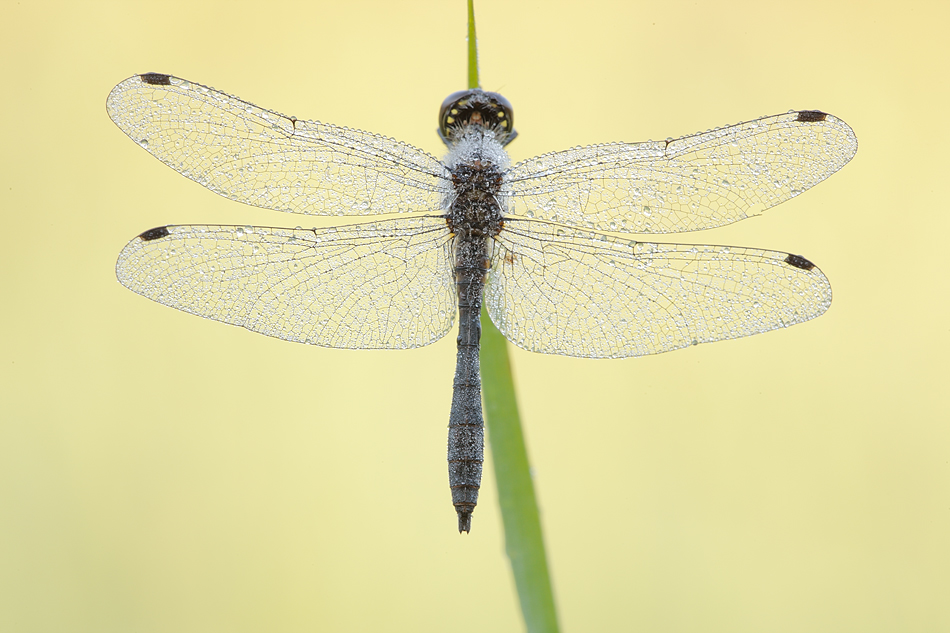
[107,74,447,216]
[116,217,456,349]
[505,111,857,233]
[486,219,832,358]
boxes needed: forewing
[486,220,831,358]
[116,217,456,349]
[505,111,857,233]
[107,74,447,216]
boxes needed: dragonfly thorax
[446,128,507,240]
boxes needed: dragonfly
[107,73,857,532]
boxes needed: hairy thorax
[445,130,508,241]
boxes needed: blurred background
[2,0,948,631]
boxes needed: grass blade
[481,306,560,633]
[468,2,560,631]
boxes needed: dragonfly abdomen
[448,237,488,533]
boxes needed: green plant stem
[467,0,479,89]
[468,2,559,631]
[481,307,560,633]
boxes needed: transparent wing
[486,220,831,358]
[116,217,456,349]
[505,111,857,233]
[106,73,447,216]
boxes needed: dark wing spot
[140,73,171,86]
[784,253,815,270]
[796,110,828,122]
[138,226,170,241]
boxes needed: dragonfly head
[438,89,517,148]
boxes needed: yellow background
[2,0,948,631]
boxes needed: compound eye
[438,89,516,146]
[439,90,476,137]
